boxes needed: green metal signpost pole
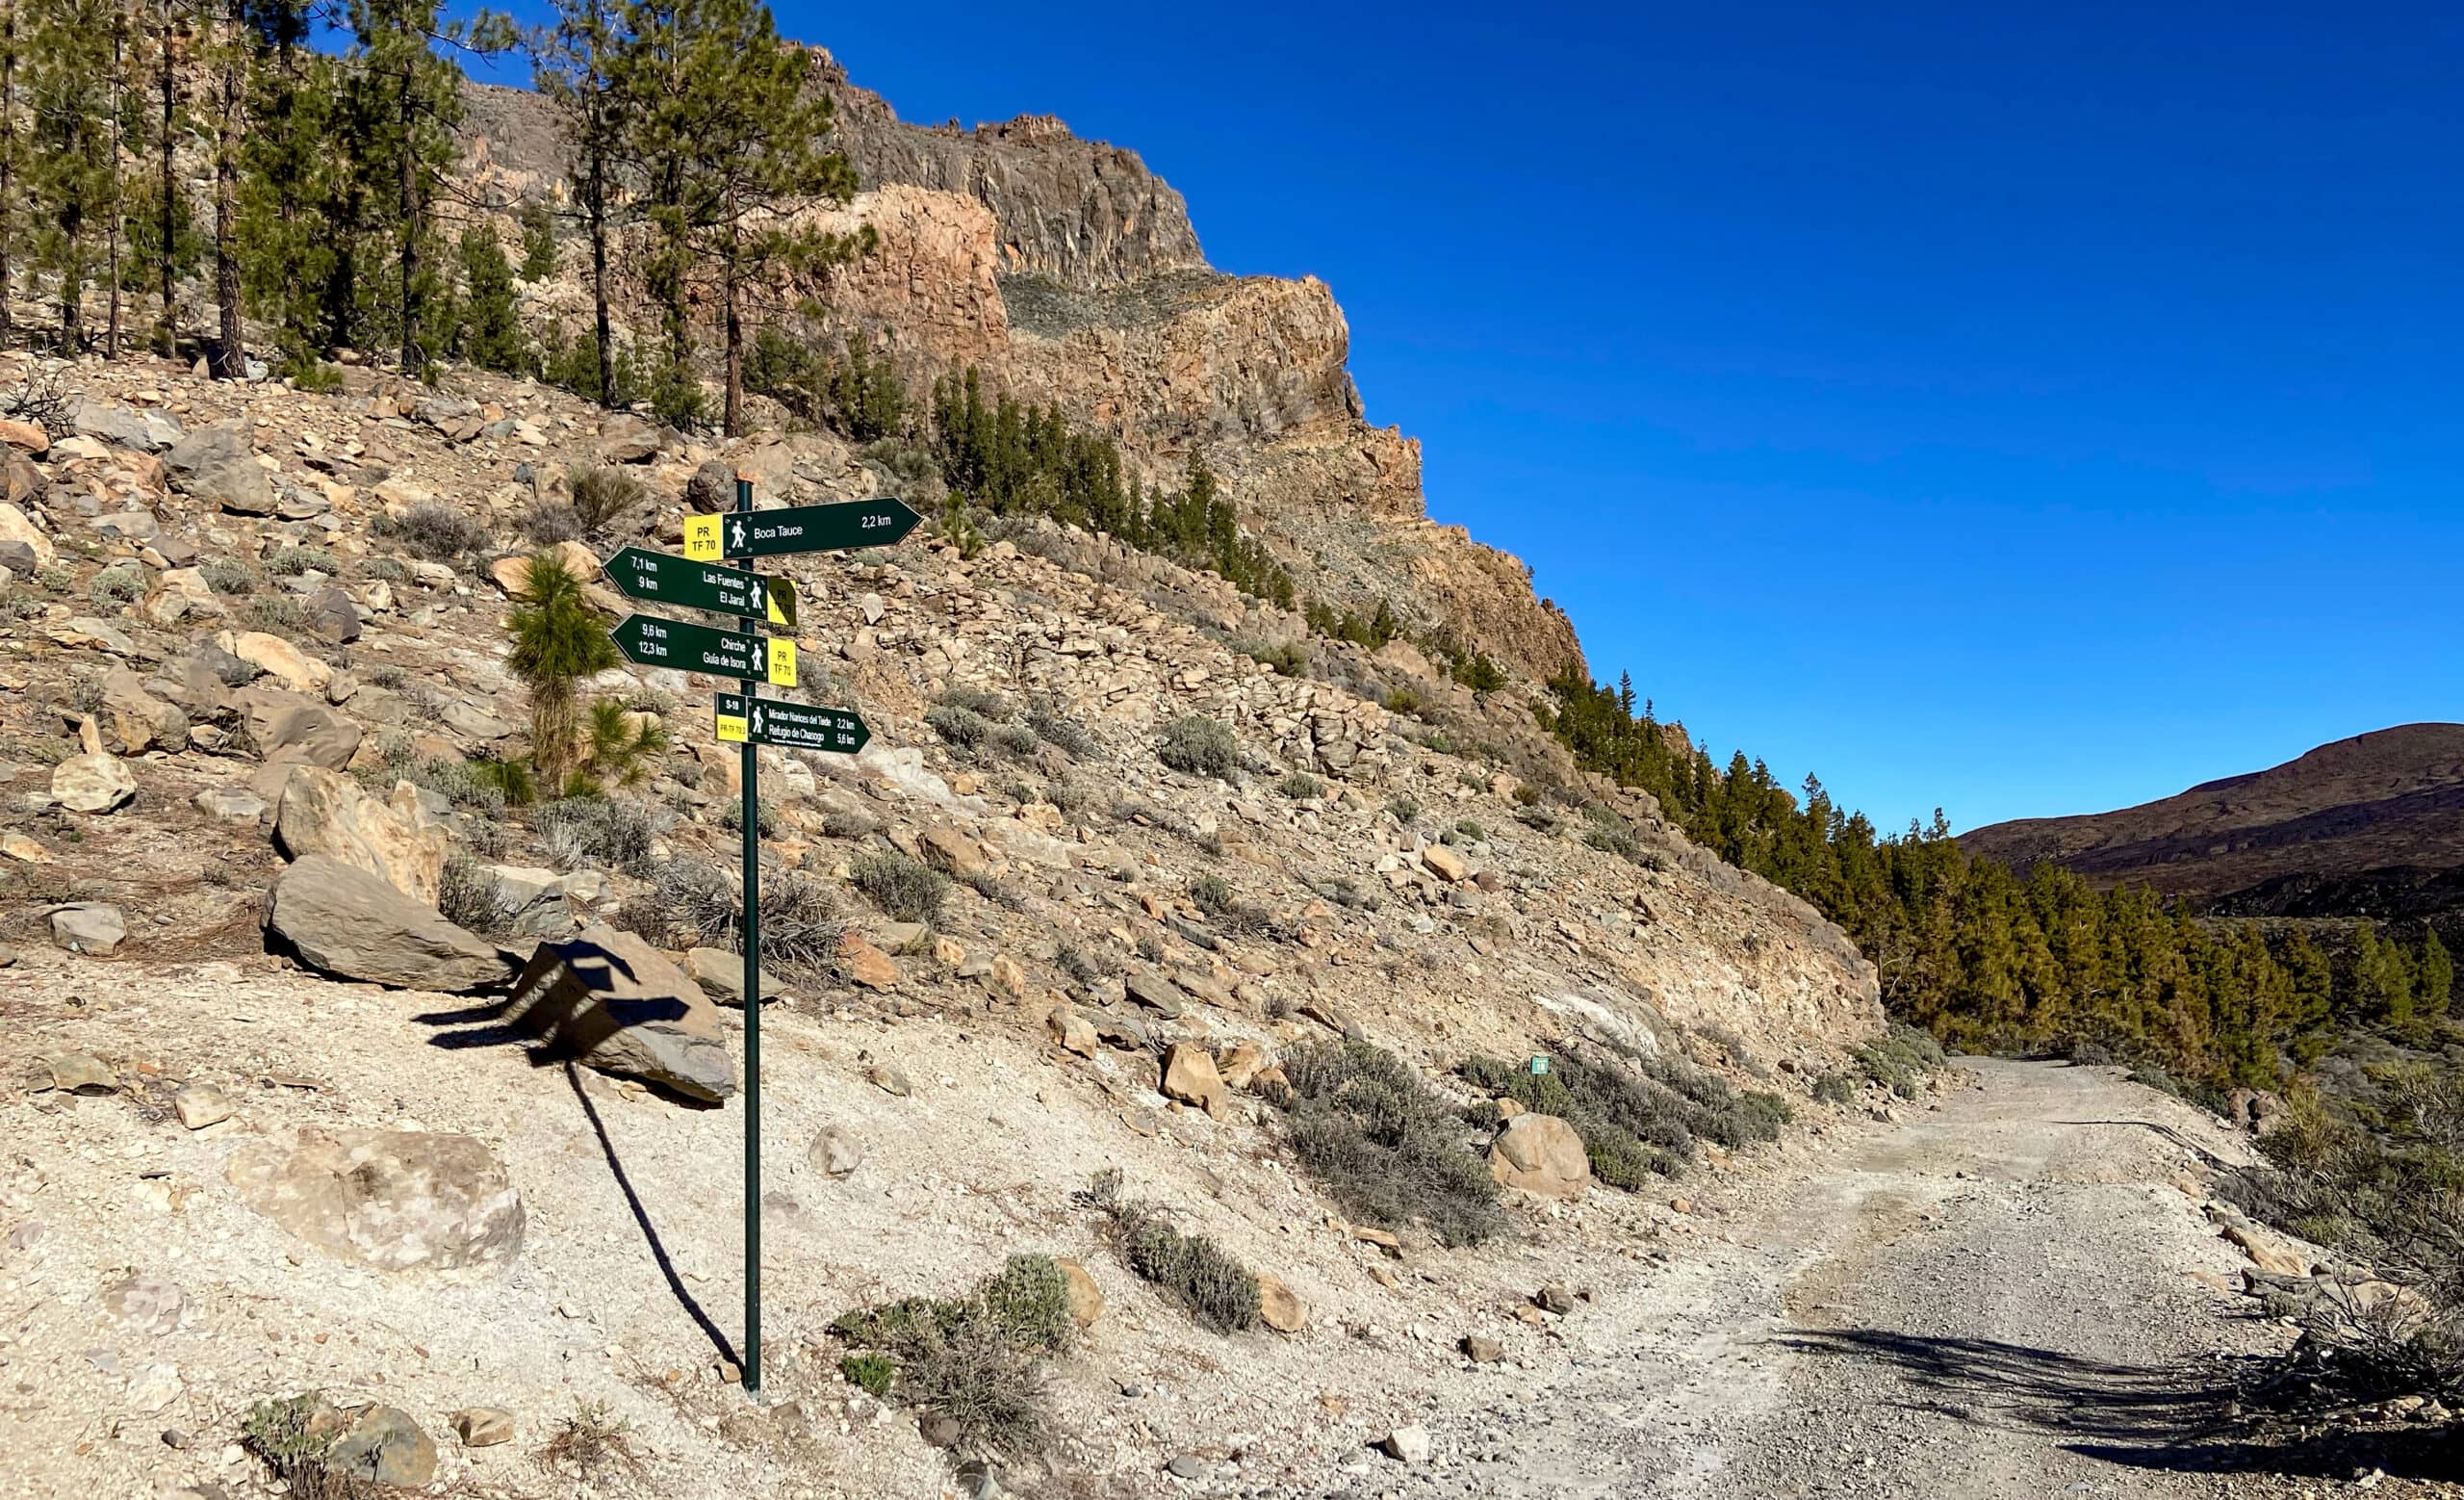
[734,475,763,1399]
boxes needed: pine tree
[24,0,120,350]
[343,0,473,375]
[515,196,556,280]
[454,220,524,372]
[0,4,18,349]
[2418,926,2453,1020]
[614,0,863,434]
[533,0,627,407]
[506,550,618,790]
[206,0,247,376]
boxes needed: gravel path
[1357,1059,2294,1500]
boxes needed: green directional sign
[683,497,923,561]
[604,547,798,630]
[612,613,796,686]
[715,693,870,754]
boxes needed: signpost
[602,478,914,1400]
[682,496,922,562]
[715,692,871,754]
[611,612,798,687]
[605,546,798,630]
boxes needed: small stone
[449,1408,515,1448]
[48,1053,116,1094]
[174,1084,234,1130]
[1047,1006,1100,1058]
[1256,1270,1307,1333]
[325,1404,437,1487]
[1377,1424,1432,1463]
[1,831,50,863]
[1534,1284,1576,1315]
[807,1125,862,1177]
[839,932,901,989]
[1160,1042,1226,1115]
[867,1063,912,1098]
[52,751,138,814]
[51,902,128,956]
[918,1411,962,1449]
[193,788,268,824]
[102,1275,184,1335]
[1056,1257,1104,1327]
[1462,1334,1503,1363]
[1167,1455,1210,1479]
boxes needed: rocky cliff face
[808,50,1207,290]
[454,48,1586,683]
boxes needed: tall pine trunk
[721,197,741,436]
[0,12,15,352]
[397,58,418,374]
[211,0,244,378]
[154,0,176,355]
[587,123,612,407]
[106,9,126,360]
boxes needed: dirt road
[1368,1059,2297,1500]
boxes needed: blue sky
[488,3,2464,832]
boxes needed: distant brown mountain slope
[1960,723,2464,903]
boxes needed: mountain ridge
[1960,722,2464,916]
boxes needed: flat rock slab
[267,854,511,992]
[225,1128,525,1274]
[505,923,737,1102]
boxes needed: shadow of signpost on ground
[564,1061,742,1371]
[1779,1329,2463,1485]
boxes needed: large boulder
[0,501,54,565]
[225,1127,523,1274]
[70,399,183,453]
[52,749,137,813]
[229,685,363,770]
[216,629,330,693]
[100,665,189,754]
[267,854,512,992]
[1488,1113,1592,1200]
[1160,1042,1226,1116]
[594,413,662,464]
[163,419,274,514]
[274,764,446,903]
[505,923,737,1102]
[50,902,127,955]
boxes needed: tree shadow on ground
[1779,1329,2462,1484]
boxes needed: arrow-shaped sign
[714,692,870,754]
[612,613,797,686]
[605,547,798,630]
[684,498,923,561]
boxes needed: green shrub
[840,1353,895,1397]
[1463,1043,1790,1189]
[538,796,662,875]
[1189,871,1268,933]
[199,559,263,595]
[927,704,992,751]
[86,565,145,606]
[268,545,338,577]
[832,1254,1071,1459]
[852,851,949,924]
[1237,637,1310,678]
[1159,715,1238,779]
[1850,1024,1947,1099]
[1278,770,1322,800]
[1278,1040,1505,1247]
[1086,1171,1261,1332]
[937,685,1014,721]
[1388,794,1421,826]
[374,501,487,560]
[1027,708,1095,758]
[821,806,882,840]
[1811,1071,1856,1105]
[1455,819,1485,841]
[1580,807,1639,857]
[1383,686,1422,715]
[438,854,512,936]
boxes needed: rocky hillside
[0,346,1888,1497]
[455,50,1588,685]
[1962,724,2464,931]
